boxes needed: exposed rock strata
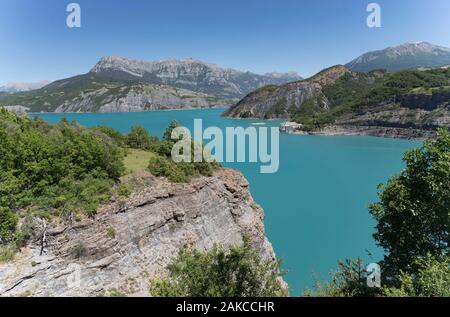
[0,170,279,297]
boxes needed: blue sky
[1,0,450,85]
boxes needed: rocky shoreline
[0,169,282,297]
[307,125,436,140]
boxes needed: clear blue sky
[1,0,450,85]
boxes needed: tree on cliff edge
[370,128,449,282]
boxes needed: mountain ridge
[224,64,450,138]
[0,57,302,113]
[346,41,450,72]
[0,81,51,93]
[90,56,302,99]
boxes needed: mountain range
[0,57,301,113]
[0,81,51,93]
[1,41,450,121]
[346,42,450,72]
[91,56,302,100]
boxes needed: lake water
[34,108,420,295]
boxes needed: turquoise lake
[34,108,420,295]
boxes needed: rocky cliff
[0,75,232,113]
[0,57,302,113]
[53,83,231,113]
[91,56,302,100]
[225,65,450,139]
[0,169,279,297]
[223,65,350,119]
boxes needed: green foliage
[163,120,182,141]
[107,289,128,297]
[150,242,287,297]
[383,254,450,297]
[0,243,17,262]
[0,111,125,245]
[292,67,450,128]
[147,119,219,183]
[310,130,450,297]
[303,258,380,297]
[0,207,18,244]
[265,98,287,119]
[148,155,217,183]
[92,126,126,147]
[106,227,116,239]
[369,129,450,280]
[126,126,158,150]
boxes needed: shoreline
[28,106,229,115]
[29,109,438,140]
[287,125,436,141]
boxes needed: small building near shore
[279,121,303,133]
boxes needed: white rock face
[0,170,283,297]
[54,84,231,113]
[91,56,302,99]
[1,106,30,114]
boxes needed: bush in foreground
[150,242,287,297]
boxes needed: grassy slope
[123,148,156,174]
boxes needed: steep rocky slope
[223,65,350,119]
[91,56,302,100]
[225,65,450,138]
[0,57,301,113]
[0,169,280,297]
[0,75,231,113]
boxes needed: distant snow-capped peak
[0,80,51,93]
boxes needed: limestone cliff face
[53,84,231,113]
[0,169,279,297]
[223,65,350,119]
[91,56,302,100]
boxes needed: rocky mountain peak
[308,65,352,86]
[346,41,450,72]
[89,56,302,99]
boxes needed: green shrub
[303,258,380,297]
[126,126,158,150]
[106,227,116,239]
[0,112,125,246]
[0,243,17,263]
[0,207,18,244]
[383,254,450,297]
[150,242,287,297]
[92,125,126,147]
[148,121,220,183]
[369,129,450,280]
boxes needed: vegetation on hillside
[148,120,220,183]
[0,111,218,261]
[0,109,125,253]
[0,108,448,297]
[297,68,450,130]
